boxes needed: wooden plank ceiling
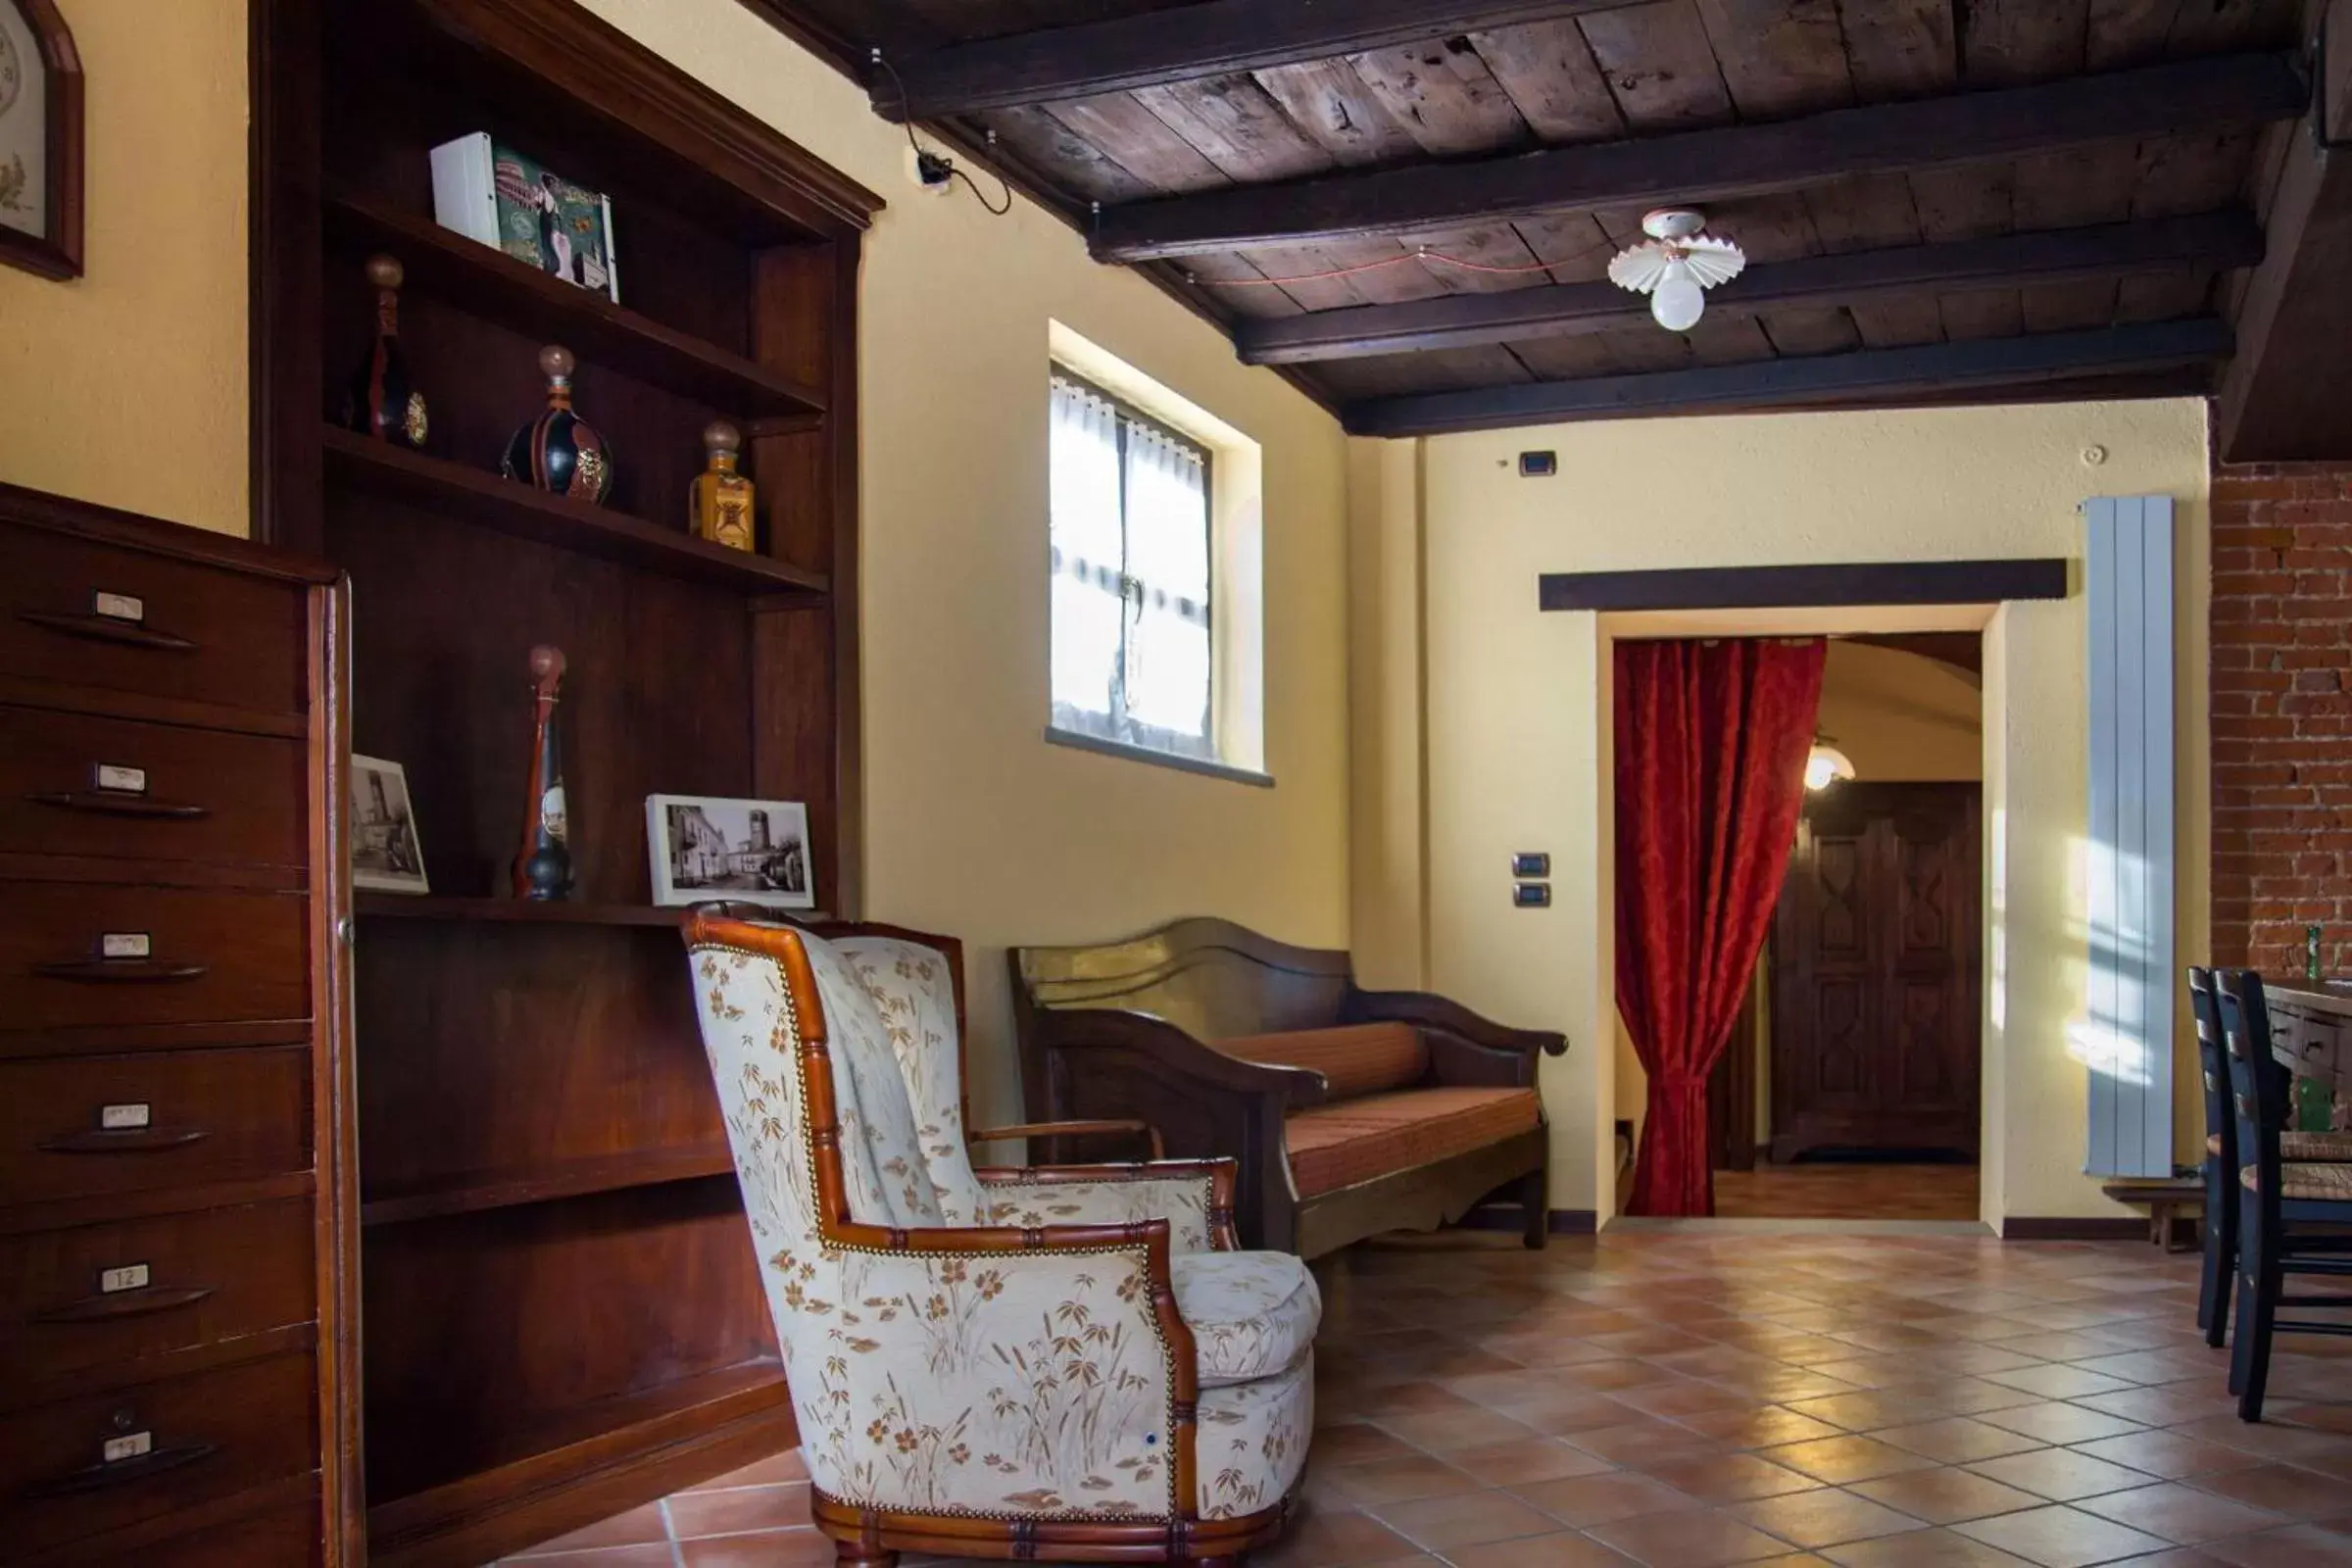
[747,0,2319,438]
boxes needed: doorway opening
[1610,624,1988,1224]
[1720,635,1984,1219]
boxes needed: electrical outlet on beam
[906,146,955,194]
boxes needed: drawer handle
[34,959,211,983]
[35,1285,217,1323]
[27,791,212,819]
[37,1127,210,1154]
[17,610,198,653]
[24,1443,216,1497]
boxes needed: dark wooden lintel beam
[1097,53,2307,262]
[871,0,1648,120]
[1539,560,2071,613]
[1344,318,2232,437]
[1237,212,2262,364]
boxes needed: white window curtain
[1050,376,1125,727]
[1122,421,1211,752]
[1047,371,1214,760]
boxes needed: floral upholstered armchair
[683,911,1321,1567]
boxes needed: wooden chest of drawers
[0,483,356,1566]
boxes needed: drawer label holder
[99,932,152,960]
[91,591,146,624]
[99,1262,152,1295]
[92,763,149,794]
[99,1102,153,1131]
[101,1431,154,1465]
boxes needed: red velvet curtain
[1615,638,1826,1216]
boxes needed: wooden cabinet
[0,483,356,1566]
[1771,782,1981,1163]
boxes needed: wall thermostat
[1513,882,1551,907]
[1517,451,1557,477]
[1511,853,1549,878]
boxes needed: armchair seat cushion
[1217,1022,1429,1099]
[1171,1250,1321,1388]
[1284,1086,1543,1199]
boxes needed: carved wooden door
[1771,782,1980,1161]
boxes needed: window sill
[1043,725,1273,789]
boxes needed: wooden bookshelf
[355,892,688,927]
[319,429,830,595]
[361,1145,738,1226]
[252,0,879,1559]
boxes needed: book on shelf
[429,132,620,304]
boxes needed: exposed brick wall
[2212,460,2352,973]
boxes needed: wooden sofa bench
[1010,917,1568,1258]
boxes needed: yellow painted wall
[0,0,249,533]
[558,1,1358,1134]
[1352,400,2211,1225]
[1818,641,1983,783]
[0,0,1352,1137]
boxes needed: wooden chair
[2188,967,2352,1348]
[2212,969,2352,1421]
[681,911,1321,1565]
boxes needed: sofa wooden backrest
[1011,917,1569,1256]
[1011,916,1352,1069]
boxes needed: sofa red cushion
[1216,1022,1428,1100]
[1281,1086,1542,1198]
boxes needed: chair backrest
[2186,966,2232,1170]
[831,933,986,1224]
[2216,968,2284,1216]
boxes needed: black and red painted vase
[501,344,612,505]
[339,254,428,448]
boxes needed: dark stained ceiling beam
[1095,53,2308,263]
[1235,212,2263,364]
[2217,3,2352,460]
[1343,318,2233,437]
[869,0,1650,121]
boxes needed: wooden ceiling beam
[1096,53,2307,262]
[869,0,1649,120]
[2217,3,2352,460]
[1235,211,2263,364]
[1342,318,2232,436]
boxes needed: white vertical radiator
[2084,495,2176,1179]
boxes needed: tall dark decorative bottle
[340,254,428,448]
[514,644,573,901]
[502,344,612,504]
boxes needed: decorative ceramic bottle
[689,420,755,551]
[502,345,612,504]
[340,254,428,448]
[514,644,573,901]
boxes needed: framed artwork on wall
[0,0,80,279]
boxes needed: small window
[1049,368,1214,760]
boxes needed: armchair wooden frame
[685,910,1289,1567]
[1011,917,1568,1257]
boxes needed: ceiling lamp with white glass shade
[1804,740,1856,792]
[1607,209,1746,332]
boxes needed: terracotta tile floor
[496,1230,2352,1567]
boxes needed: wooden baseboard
[1456,1203,1598,1237]
[2001,1216,2148,1241]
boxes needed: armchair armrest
[972,1118,1165,1160]
[1348,989,1566,1087]
[972,1156,1243,1251]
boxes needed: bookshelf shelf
[319,428,828,596]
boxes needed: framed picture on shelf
[647,794,812,910]
[352,755,429,894]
